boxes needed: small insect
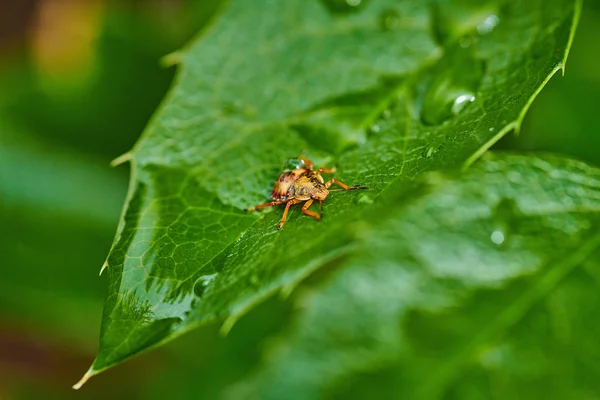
[247,157,367,230]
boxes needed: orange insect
[247,157,367,229]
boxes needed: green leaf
[234,153,600,399]
[84,0,580,382]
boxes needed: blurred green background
[0,0,598,398]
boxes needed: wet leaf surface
[88,0,580,385]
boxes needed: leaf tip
[99,260,108,276]
[72,367,96,390]
[160,51,183,68]
[110,152,133,168]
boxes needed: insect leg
[298,157,314,170]
[324,178,367,190]
[317,166,336,174]
[247,200,284,211]
[277,199,300,230]
[301,199,321,221]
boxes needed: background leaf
[234,153,600,399]
[89,0,580,382]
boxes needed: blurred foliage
[0,0,598,399]
[0,0,223,398]
[1,0,221,158]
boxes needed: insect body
[247,157,367,229]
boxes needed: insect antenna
[328,185,368,192]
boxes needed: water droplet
[320,0,366,15]
[357,193,373,204]
[419,83,480,126]
[489,127,495,132]
[369,123,381,133]
[490,230,505,245]
[417,48,485,126]
[459,37,472,48]
[490,198,521,245]
[451,93,476,115]
[477,14,499,35]
[379,9,400,31]
[193,273,218,297]
[430,3,499,46]
[382,109,391,119]
[250,273,260,286]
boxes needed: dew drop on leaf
[451,93,476,115]
[490,230,505,245]
[417,48,484,126]
[356,193,374,204]
[369,123,381,133]
[250,273,260,286]
[490,198,522,245]
[459,37,472,48]
[477,14,500,35]
[419,82,480,125]
[430,2,500,46]
[379,9,400,31]
[193,273,219,297]
[320,0,366,14]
